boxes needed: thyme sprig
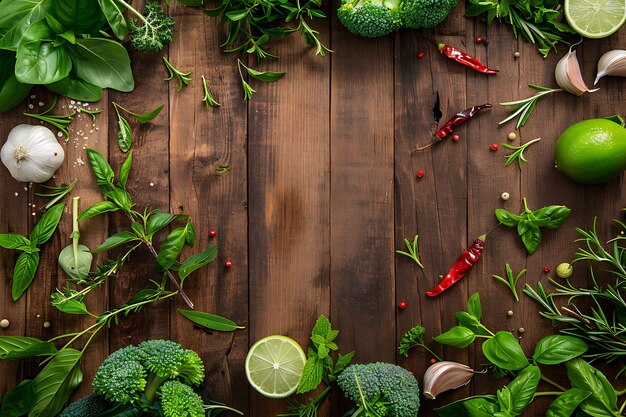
[499,85,562,129]
[501,137,541,169]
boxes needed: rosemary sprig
[201,75,221,108]
[23,96,75,139]
[77,107,102,122]
[492,263,526,301]
[35,178,78,209]
[396,235,424,268]
[163,56,192,91]
[501,137,541,169]
[499,85,562,128]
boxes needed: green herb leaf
[179,246,217,281]
[505,365,540,416]
[533,206,571,229]
[177,309,244,331]
[92,231,138,253]
[78,201,119,220]
[434,395,498,417]
[201,75,220,108]
[58,244,92,282]
[85,148,115,188]
[533,335,588,365]
[0,380,35,417]
[297,356,324,394]
[0,234,31,251]
[29,203,65,246]
[126,104,164,123]
[495,209,522,227]
[455,311,491,336]
[15,40,71,84]
[0,337,57,360]
[184,221,196,246]
[334,351,355,374]
[565,358,619,417]
[68,38,134,92]
[546,389,591,417]
[520,223,542,254]
[117,114,132,152]
[433,326,476,349]
[53,298,90,315]
[97,0,129,39]
[312,315,331,338]
[146,212,183,237]
[156,227,187,269]
[244,66,286,82]
[162,56,191,91]
[12,251,40,300]
[118,150,132,189]
[482,331,529,371]
[467,292,482,320]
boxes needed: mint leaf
[312,315,331,338]
[297,356,323,394]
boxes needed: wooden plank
[167,4,250,413]
[247,23,331,417]
[329,17,396,416]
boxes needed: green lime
[245,335,306,398]
[565,0,626,38]
[555,117,626,184]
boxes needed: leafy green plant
[501,138,542,170]
[163,57,192,91]
[396,235,424,268]
[237,59,286,100]
[492,263,526,301]
[23,97,76,139]
[201,75,221,108]
[499,85,562,128]
[112,102,164,152]
[35,178,77,210]
[0,202,65,300]
[57,197,93,284]
[398,325,441,360]
[495,198,571,254]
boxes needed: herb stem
[145,242,194,308]
[421,344,443,362]
[616,387,626,396]
[541,375,568,392]
[533,391,563,397]
[619,399,626,415]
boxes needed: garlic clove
[555,48,598,96]
[595,50,626,85]
[423,361,477,399]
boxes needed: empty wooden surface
[1,2,626,416]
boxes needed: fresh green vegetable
[0,202,65,300]
[499,85,562,129]
[35,179,78,210]
[237,59,285,101]
[337,362,420,417]
[163,57,192,91]
[501,138,542,170]
[495,198,571,254]
[58,395,112,417]
[397,325,442,360]
[201,75,221,108]
[126,1,174,52]
[492,263,526,301]
[401,0,459,29]
[465,0,576,57]
[396,235,424,268]
[112,102,164,152]
[58,197,93,285]
[23,97,75,139]
[178,307,245,332]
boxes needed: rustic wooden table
[1,2,625,416]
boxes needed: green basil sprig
[0,202,65,300]
[495,198,571,254]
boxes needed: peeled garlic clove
[423,361,476,399]
[595,50,626,85]
[555,48,598,96]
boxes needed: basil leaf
[156,227,186,269]
[521,223,542,254]
[58,244,92,282]
[78,201,119,221]
[15,40,71,84]
[497,386,513,413]
[184,221,196,246]
[0,1,49,50]
[30,348,82,417]
[0,336,57,360]
[517,218,530,236]
[103,188,133,212]
[506,364,540,416]
[0,234,31,251]
[179,246,217,281]
[0,379,35,417]
[297,355,323,394]
[124,103,164,123]
[54,299,90,315]
[92,231,138,253]
[455,311,491,336]
[546,389,591,417]
[97,0,128,39]
[118,150,132,189]
[85,148,115,187]
[482,331,529,371]
[12,251,40,300]
[0,72,32,114]
[177,309,244,331]
[467,292,482,320]
[68,38,134,92]
[48,0,106,34]
[146,212,183,237]
[495,209,521,227]
[434,395,498,417]
[29,203,65,246]
[47,74,103,102]
[433,326,476,348]
[244,66,286,82]
[533,335,588,365]
[566,358,619,417]
[117,114,132,152]
[533,205,571,229]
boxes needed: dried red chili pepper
[426,234,486,296]
[438,43,498,75]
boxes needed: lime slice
[565,0,626,38]
[245,335,306,398]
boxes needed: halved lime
[245,335,306,398]
[565,0,626,38]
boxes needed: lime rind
[565,0,626,38]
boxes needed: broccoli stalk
[115,0,174,51]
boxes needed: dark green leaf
[118,150,132,189]
[0,71,32,114]
[565,358,619,417]
[117,114,132,152]
[184,221,196,246]
[497,386,513,413]
[467,292,482,320]
[146,212,182,237]
[495,209,521,227]
[97,0,128,39]
[54,298,90,315]
[12,251,40,300]
[15,40,71,84]
[506,365,540,416]
[48,0,106,34]
[533,206,571,229]
[0,1,49,50]
[455,311,491,336]
[0,234,31,251]
[177,309,244,331]
[0,380,35,417]
[179,246,217,280]
[245,66,286,82]
[68,38,134,92]
[433,326,476,349]
[92,231,138,253]
[334,351,354,374]
[124,288,160,306]
[434,395,498,417]
[296,356,323,394]
[47,74,102,102]
[0,336,57,360]
[85,148,115,187]
[533,335,588,365]
[78,201,119,221]
[312,315,331,338]
[58,244,92,282]
[103,188,133,212]
[520,223,542,254]
[156,227,186,269]
[94,405,141,417]
[482,331,529,371]
[225,9,249,20]
[30,348,82,417]
[30,202,65,246]
[546,389,591,417]
[122,103,164,123]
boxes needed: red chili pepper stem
[438,43,498,75]
[426,234,486,296]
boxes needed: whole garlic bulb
[1,124,65,183]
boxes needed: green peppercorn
[556,262,573,278]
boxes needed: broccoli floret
[337,0,403,38]
[400,0,458,29]
[160,380,205,417]
[92,346,148,404]
[127,1,174,52]
[337,362,420,417]
[58,395,111,417]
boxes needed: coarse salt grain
[38,102,44,106]
[14,192,18,197]
[149,182,155,187]
[28,104,34,109]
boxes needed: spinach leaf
[0,380,35,417]
[15,40,71,84]
[482,331,529,371]
[97,0,128,39]
[565,358,619,417]
[546,389,591,417]
[67,38,134,91]
[48,0,105,34]
[533,335,588,365]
